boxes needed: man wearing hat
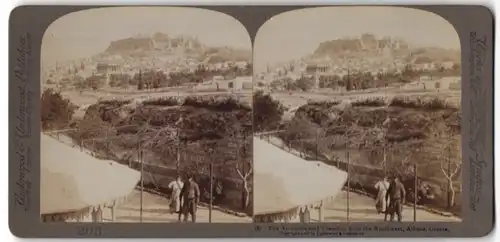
[180,173,200,223]
[385,175,406,222]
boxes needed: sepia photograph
[253,7,462,223]
[40,7,253,223]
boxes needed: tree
[413,121,462,209]
[450,63,461,76]
[137,70,144,90]
[235,160,252,209]
[441,134,461,208]
[279,116,322,158]
[84,75,105,91]
[41,88,76,130]
[74,78,86,93]
[402,64,417,80]
[361,79,370,90]
[283,77,296,91]
[232,125,252,209]
[295,75,314,91]
[270,79,283,91]
[109,73,132,88]
[344,73,354,91]
[244,63,253,76]
[253,90,285,132]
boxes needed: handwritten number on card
[76,226,103,237]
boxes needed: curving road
[107,190,460,223]
[313,191,461,222]
[102,190,252,223]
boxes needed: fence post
[105,131,109,159]
[139,142,144,223]
[315,129,319,160]
[92,139,95,156]
[176,129,181,174]
[346,150,350,222]
[383,146,387,177]
[447,144,451,208]
[413,163,417,222]
[318,201,324,222]
[209,163,213,223]
[111,201,116,222]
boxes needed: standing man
[385,175,406,222]
[180,173,200,223]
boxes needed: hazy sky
[42,7,251,66]
[254,7,461,73]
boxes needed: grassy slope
[70,95,253,213]
[278,96,462,215]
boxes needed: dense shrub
[98,99,132,106]
[253,90,285,132]
[142,97,180,106]
[306,100,341,108]
[351,97,387,107]
[41,88,76,130]
[183,95,250,111]
[389,96,456,110]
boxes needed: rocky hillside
[103,32,251,63]
[105,33,204,54]
[314,34,409,55]
[105,37,156,53]
[311,34,460,64]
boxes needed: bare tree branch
[235,163,244,179]
[450,163,460,178]
[235,162,252,180]
[440,161,449,178]
[245,167,253,179]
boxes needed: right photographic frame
[252,6,462,223]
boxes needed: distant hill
[102,32,251,63]
[311,34,460,64]
[105,37,157,53]
[105,33,203,53]
[313,34,410,56]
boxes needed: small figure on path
[374,176,390,214]
[385,175,406,222]
[168,175,184,222]
[180,173,200,223]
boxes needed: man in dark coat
[180,173,200,223]
[385,175,406,222]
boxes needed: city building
[96,63,121,75]
[195,75,252,91]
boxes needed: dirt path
[309,191,461,222]
[103,190,251,223]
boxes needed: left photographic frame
[40,6,253,223]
